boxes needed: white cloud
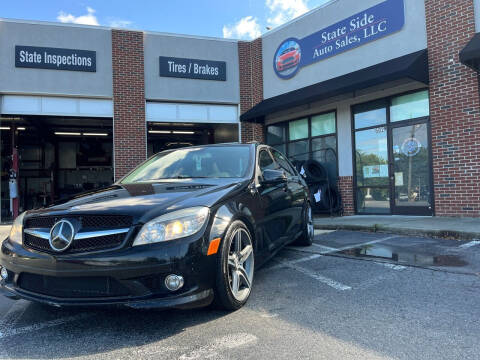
[266,0,310,27]
[107,19,132,28]
[222,0,323,39]
[223,16,262,40]
[56,7,132,28]
[57,6,99,26]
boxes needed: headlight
[9,212,26,245]
[133,207,209,246]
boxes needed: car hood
[26,178,248,225]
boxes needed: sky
[1,0,329,40]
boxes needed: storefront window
[355,127,389,187]
[312,135,337,183]
[266,111,337,181]
[311,112,335,136]
[390,90,429,122]
[356,187,391,214]
[271,143,286,155]
[288,140,309,161]
[266,123,287,145]
[289,118,308,140]
[353,100,387,129]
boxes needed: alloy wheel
[227,228,254,302]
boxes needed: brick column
[338,176,354,216]
[112,30,146,180]
[425,0,480,217]
[239,38,265,143]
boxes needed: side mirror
[261,169,287,185]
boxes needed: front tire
[213,220,254,311]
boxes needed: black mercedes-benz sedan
[0,143,313,310]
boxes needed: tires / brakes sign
[160,56,226,81]
[273,0,405,79]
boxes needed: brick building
[1,0,480,219]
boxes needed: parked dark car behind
[0,143,313,310]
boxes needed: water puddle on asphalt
[333,245,468,268]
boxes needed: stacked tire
[294,159,341,214]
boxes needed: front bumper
[0,234,216,309]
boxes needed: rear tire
[213,220,254,311]
[293,203,314,246]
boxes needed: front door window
[391,123,431,213]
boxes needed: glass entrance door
[353,90,433,215]
[390,122,432,215]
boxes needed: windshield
[120,146,253,183]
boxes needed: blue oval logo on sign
[273,38,302,79]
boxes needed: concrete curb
[313,223,480,241]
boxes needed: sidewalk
[314,215,480,240]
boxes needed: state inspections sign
[273,0,405,79]
[160,56,226,81]
[15,45,96,72]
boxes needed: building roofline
[0,17,238,43]
[0,17,112,31]
[143,30,237,43]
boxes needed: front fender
[208,203,257,244]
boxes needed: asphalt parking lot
[1,229,480,360]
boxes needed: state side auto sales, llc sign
[160,56,226,81]
[15,45,96,72]
[273,0,405,79]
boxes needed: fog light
[0,266,8,280]
[165,274,184,291]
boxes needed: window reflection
[289,118,308,141]
[353,99,387,129]
[355,127,389,187]
[390,90,429,122]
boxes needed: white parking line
[458,240,480,249]
[311,243,337,252]
[314,229,335,235]
[0,313,93,339]
[275,259,351,291]
[268,254,322,271]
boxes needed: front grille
[70,234,126,252]
[24,232,126,254]
[24,233,51,252]
[25,215,132,230]
[282,56,294,64]
[18,273,130,298]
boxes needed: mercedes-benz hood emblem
[49,220,75,252]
